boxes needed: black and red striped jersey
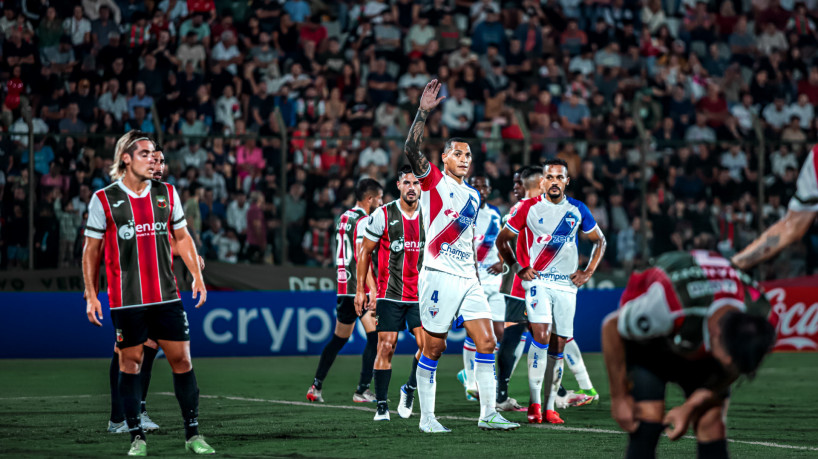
[335,206,369,296]
[85,180,186,309]
[364,200,425,302]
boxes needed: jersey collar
[116,179,152,198]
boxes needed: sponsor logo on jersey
[439,242,470,260]
[157,196,167,208]
[537,266,572,282]
[686,279,739,298]
[536,234,574,244]
[112,200,125,208]
[390,240,404,252]
[444,209,460,219]
[475,234,485,242]
[538,218,543,224]
[337,267,349,282]
[118,221,168,239]
[389,219,400,226]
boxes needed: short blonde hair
[110,130,155,180]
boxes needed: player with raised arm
[602,250,776,459]
[306,179,383,403]
[356,166,425,421]
[83,131,213,456]
[495,158,606,424]
[732,145,818,271]
[405,79,519,433]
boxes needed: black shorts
[336,296,360,324]
[111,300,189,349]
[505,295,527,323]
[376,299,421,333]
[625,339,731,402]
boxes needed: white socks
[417,355,438,420]
[462,337,477,391]
[527,339,548,405]
[543,352,565,411]
[511,332,527,375]
[474,352,497,419]
[564,338,593,390]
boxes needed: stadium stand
[0,0,817,278]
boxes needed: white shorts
[522,281,577,338]
[483,282,505,322]
[419,268,493,334]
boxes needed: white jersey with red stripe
[474,203,502,286]
[417,165,480,279]
[789,147,818,213]
[506,195,598,293]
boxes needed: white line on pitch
[153,392,818,452]
[0,394,97,400]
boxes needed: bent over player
[602,250,776,459]
[83,131,213,456]
[496,158,606,424]
[405,79,519,433]
[356,166,425,421]
[307,179,383,403]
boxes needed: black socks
[119,371,144,441]
[496,323,526,403]
[110,352,125,423]
[314,334,350,385]
[173,370,200,440]
[358,331,378,393]
[698,439,728,459]
[140,345,159,411]
[405,356,418,392]
[374,369,391,403]
[626,421,663,459]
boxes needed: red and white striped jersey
[85,180,186,309]
[789,146,818,212]
[506,195,598,293]
[364,200,425,302]
[417,165,480,279]
[500,199,528,299]
[335,206,370,296]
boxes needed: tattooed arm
[404,79,445,176]
[732,209,816,271]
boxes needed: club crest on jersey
[337,268,349,282]
[566,213,578,228]
[444,209,460,219]
[531,300,538,309]
[429,307,439,317]
[157,196,167,208]
[118,221,136,240]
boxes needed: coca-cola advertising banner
[762,276,818,352]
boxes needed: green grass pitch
[0,353,816,458]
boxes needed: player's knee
[694,407,727,442]
[530,328,549,346]
[634,401,665,424]
[377,337,396,358]
[166,354,193,373]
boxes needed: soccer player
[83,131,214,456]
[602,250,776,459]
[107,148,206,434]
[732,145,818,270]
[492,166,542,411]
[355,166,425,421]
[404,79,519,433]
[306,179,383,403]
[496,158,606,424]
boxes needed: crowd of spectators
[0,0,817,276]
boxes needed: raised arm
[404,79,445,176]
[731,209,816,271]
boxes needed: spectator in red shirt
[300,14,327,52]
[798,66,818,105]
[697,83,729,128]
[187,0,216,20]
[756,0,790,33]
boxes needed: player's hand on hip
[419,79,446,111]
[86,295,103,327]
[354,291,367,316]
[570,269,591,287]
[611,394,638,433]
[663,404,693,441]
[519,267,538,281]
[192,279,207,308]
[487,261,504,275]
